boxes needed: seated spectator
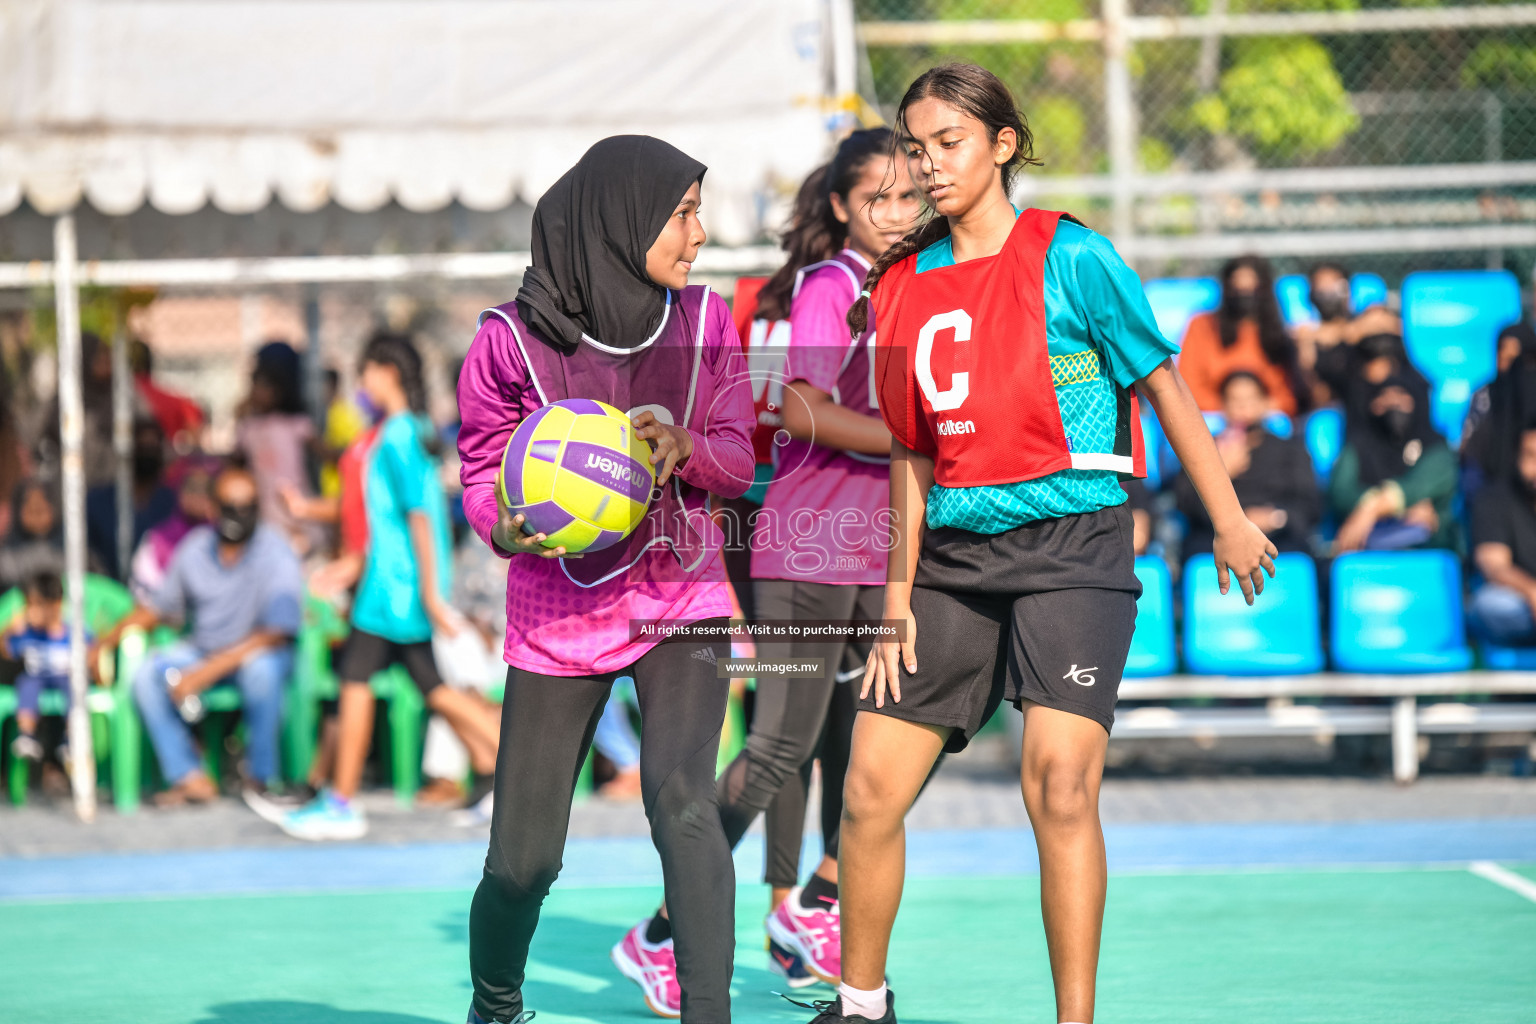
[1296,262,1403,406]
[1178,254,1304,416]
[93,464,302,806]
[1177,371,1319,555]
[1462,323,1536,499]
[1,479,66,591]
[85,417,178,578]
[129,457,219,602]
[1470,427,1536,646]
[2,572,90,781]
[1122,478,1155,556]
[1330,336,1458,553]
[237,340,318,553]
[130,338,205,452]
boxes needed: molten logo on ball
[500,398,657,554]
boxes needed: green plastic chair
[0,575,145,811]
[289,594,428,805]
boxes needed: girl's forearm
[1141,361,1247,532]
[784,384,892,456]
[408,510,443,608]
[885,439,932,609]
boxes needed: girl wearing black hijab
[457,137,756,1023]
[1330,334,1459,553]
[1463,323,1536,496]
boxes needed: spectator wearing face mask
[1178,255,1305,416]
[1469,426,1536,646]
[92,463,303,806]
[1330,336,1458,553]
[1177,370,1319,556]
[1299,262,1403,405]
[1462,323,1536,500]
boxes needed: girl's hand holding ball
[631,410,694,486]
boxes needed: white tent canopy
[1,0,841,244]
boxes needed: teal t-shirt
[352,412,453,643]
[916,216,1176,533]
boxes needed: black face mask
[1312,289,1350,322]
[1377,408,1414,441]
[133,449,165,485]
[1227,291,1259,319]
[215,502,259,545]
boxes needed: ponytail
[360,331,443,457]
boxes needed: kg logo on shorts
[1063,664,1098,687]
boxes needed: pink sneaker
[611,920,682,1018]
[764,886,841,985]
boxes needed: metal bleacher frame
[1115,673,1536,783]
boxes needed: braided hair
[848,63,1040,336]
[360,331,442,457]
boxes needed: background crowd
[1,249,1533,809]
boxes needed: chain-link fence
[855,0,1536,281]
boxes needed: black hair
[1220,369,1269,398]
[360,332,442,457]
[1307,261,1350,282]
[757,129,894,322]
[849,63,1041,335]
[251,340,306,415]
[26,571,63,604]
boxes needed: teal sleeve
[1069,227,1180,387]
[380,418,431,514]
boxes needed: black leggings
[716,580,880,884]
[468,621,734,1023]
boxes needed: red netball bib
[873,208,1145,487]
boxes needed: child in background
[279,333,500,841]
[3,572,89,774]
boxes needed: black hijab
[1343,337,1439,488]
[516,136,707,353]
[1472,323,1536,484]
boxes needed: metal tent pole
[113,328,133,582]
[54,212,97,822]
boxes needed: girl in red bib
[797,65,1277,1024]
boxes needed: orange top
[1177,312,1298,415]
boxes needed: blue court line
[3,818,1534,903]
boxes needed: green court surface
[4,868,1533,1024]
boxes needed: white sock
[838,982,887,1020]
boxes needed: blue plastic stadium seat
[1144,277,1220,347]
[1139,410,1164,490]
[1401,270,1522,439]
[1351,273,1387,311]
[1275,274,1315,327]
[1481,642,1536,671]
[1201,411,1226,434]
[1183,552,1324,675]
[1304,407,1345,484]
[1331,550,1473,673]
[1126,556,1177,677]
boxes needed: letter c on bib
[915,310,971,413]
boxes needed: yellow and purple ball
[499,399,655,553]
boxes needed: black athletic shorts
[337,628,444,696]
[857,503,1141,752]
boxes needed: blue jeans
[1469,584,1536,646]
[132,641,292,785]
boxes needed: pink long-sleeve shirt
[457,291,755,676]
